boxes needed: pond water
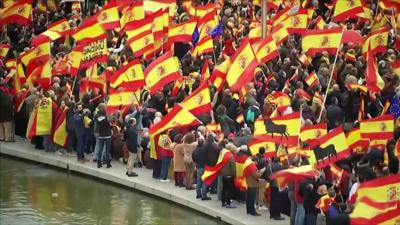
[0,157,222,225]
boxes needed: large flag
[144,51,181,94]
[309,126,349,168]
[365,43,385,94]
[14,89,28,112]
[255,36,279,64]
[26,97,55,139]
[0,1,32,26]
[180,82,211,115]
[125,17,154,57]
[168,19,197,45]
[149,9,165,40]
[53,107,69,148]
[193,36,214,56]
[302,27,343,56]
[109,59,145,90]
[143,0,177,17]
[226,38,258,91]
[67,45,83,77]
[187,2,214,18]
[120,1,145,29]
[271,24,290,45]
[97,1,120,29]
[272,7,291,26]
[200,60,210,81]
[332,0,364,22]
[149,104,202,159]
[47,18,71,36]
[346,127,369,154]
[197,10,218,40]
[202,149,234,186]
[248,135,299,156]
[350,196,400,225]
[234,154,258,191]
[210,59,231,92]
[300,123,327,143]
[269,91,291,109]
[106,88,136,114]
[281,13,309,35]
[31,30,61,47]
[362,28,390,55]
[0,44,11,60]
[270,165,316,189]
[79,34,108,69]
[72,18,105,43]
[254,111,301,137]
[360,114,394,140]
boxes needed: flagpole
[317,27,344,123]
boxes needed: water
[0,157,221,225]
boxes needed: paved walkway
[0,140,289,225]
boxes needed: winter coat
[173,143,185,172]
[183,143,197,163]
[0,91,13,122]
[96,113,111,138]
[125,125,138,153]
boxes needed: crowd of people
[0,0,399,225]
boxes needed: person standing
[220,143,237,208]
[96,106,112,168]
[267,157,286,220]
[159,132,175,182]
[73,103,86,163]
[182,133,197,190]
[0,84,14,142]
[125,118,139,177]
[192,137,210,200]
[173,134,185,187]
[246,159,266,216]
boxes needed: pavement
[0,139,289,225]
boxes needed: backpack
[246,107,255,123]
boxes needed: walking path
[0,140,288,225]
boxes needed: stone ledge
[0,140,288,225]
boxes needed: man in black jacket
[192,137,211,200]
[96,108,112,168]
[125,118,139,177]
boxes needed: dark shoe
[201,197,211,201]
[97,163,102,168]
[196,195,201,199]
[251,213,261,216]
[186,187,195,190]
[127,173,138,177]
[106,164,112,168]
[272,216,285,220]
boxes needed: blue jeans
[160,157,171,180]
[76,132,86,160]
[152,159,162,179]
[305,213,317,225]
[295,203,305,225]
[93,134,106,161]
[246,187,257,214]
[196,168,208,198]
[97,138,110,163]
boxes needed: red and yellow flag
[249,26,262,44]
[255,36,279,64]
[48,18,71,36]
[187,2,214,19]
[149,9,165,40]
[350,196,400,225]
[365,43,385,94]
[272,7,291,26]
[129,30,154,57]
[271,24,289,45]
[193,36,214,56]
[314,16,327,30]
[202,149,234,185]
[53,107,69,148]
[210,59,231,92]
[269,91,291,109]
[234,154,257,191]
[67,45,83,77]
[346,127,369,154]
[144,51,181,94]
[149,104,202,159]
[254,111,301,137]
[143,0,177,17]
[270,165,316,189]
[0,44,11,60]
[197,10,217,40]
[97,1,120,29]
[109,59,145,90]
[0,1,32,26]
[26,97,55,139]
[168,19,197,45]
[106,88,136,114]
[226,38,258,91]
[281,13,309,35]
[300,123,327,142]
[206,123,221,134]
[302,27,343,56]
[362,28,390,55]
[248,134,299,156]
[200,60,210,81]
[180,82,211,115]
[304,71,319,88]
[72,18,105,43]
[332,0,364,22]
[14,89,28,113]
[360,114,394,140]
[120,1,145,29]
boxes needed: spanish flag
[21,42,51,69]
[202,149,234,185]
[125,16,153,39]
[255,36,279,64]
[120,1,145,29]
[47,18,71,36]
[180,82,211,115]
[106,88,136,114]
[206,123,221,134]
[248,135,277,157]
[67,45,83,77]
[149,9,165,40]
[26,97,55,139]
[72,18,105,43]
[0,1,32,26]
[346,84,368,93]
[330,164,345,185]
[310,126,349,168]
[109,59,145,90]
[234,154,258,191]
[193,36,214,56]
[144,51,181,94]
[272,7,291,26]
[143,0,177,17]
[210,59,231,92]
[0,44,11,60]
[300,123,327,142]
[248,26,262,44]
[346,127,369,154]
[149,104,202,159]
[168,19,197,45]
[31,30,61,47]
[350,196,400,225]
[254,111,301,137]
[14,89,28,113]
[226,38,258,91]
[360,114,394,140]
[362,28,390,55]
[97,1,120,29]
[33,60,52,90]
[281,13,309,35]
[129,29,154,57]
[365,43,385,94]
[314,16,327,30]
[304,71,319,88]
[332,0,364,22]
[270,165,316,189]
[270,91,291,109]
[187,2,214,18]
[53,107,69,148]
[302,27,343,56]
[5,59,16,70]
[200,60,210,81]
[271,24,289,45]
[198,10,218,40]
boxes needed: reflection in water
[0,157,221,225]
